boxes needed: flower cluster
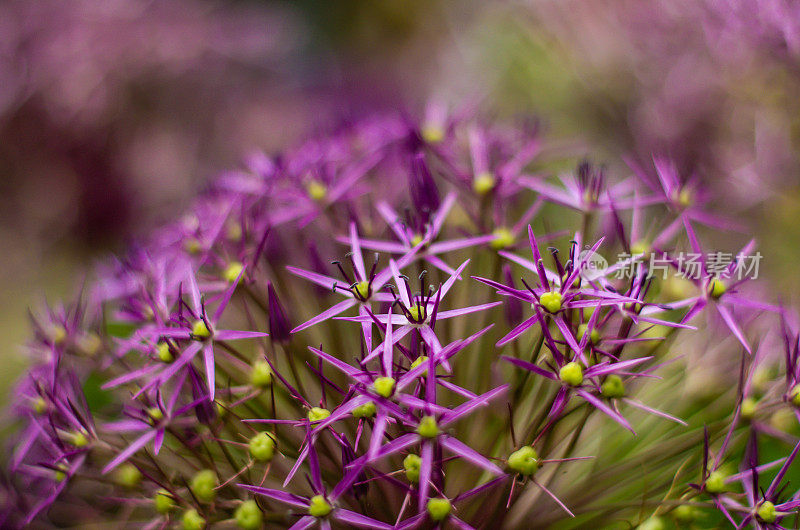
[2,107,798,529]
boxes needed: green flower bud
[473,172,496,195]
[507,446,541,476]
[154,488,175,514]
[662,275,694,300]
[307,407,331,422]
[223,262,245,283]
[740,397,758,420]
[406,304,426,323]
[559,362,584,387]
[352,401,377,419]
[190,469,217,503]
[676,188,692,207]
[372,377,396,398]
[353,280,371,300]
[421,124,444,144]
[306,180,327,201]
[49,324,67,346]
[157,341,173,363]
[426,497,451,522]
[250,360,273,389]
[248,432,276,463]
[226,221,243,242]
[192,319,212,340]
[148,407,164,423]
[577,323,600,345]
[583,188,600,205]
[67,429,90,448]
[234,500,263,529]
[403,454,422,483]
[54,463,68,482]
[672,504,697,523]
[623,301,643,314]
[182,508,205,530]
[308,495,332,518]
[33,396,47,415]
[410,234,425,248]
[490,227,514,250]
[752,366,777,394]
[411,356,429,371]
[184,238,202,255]
[77,332,102,356]
[790,384,800,407]
[637,516,665,530]
[771,407,797,432]
[417,415,439,439]
[709,278,726,299]
[630,241,650,257]
[756,500,776,524]
[539,291,563,313]
[115,463,142,488]
[705,470,727,494]
[601,375,625,399]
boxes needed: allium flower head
[2,108,797,530]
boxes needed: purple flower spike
[268,281,292,344]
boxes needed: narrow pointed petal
[442,385,509,426]
[349,222,367,281]
[533,477,574,517]
[237,485,310,509]
[102,430,156,473]
[717,304,752,354]
[576,390,635,434]
[308,346,361,376]
[440,436,503,474]
[622,398,686,425]
[418,442,433,511]
[335,509,393,530]
[203,343,215,401]
[292,299,357,334]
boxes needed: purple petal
[622,398,686,425]
[335,509,393,529]
[102,430,156,473]
[471,276,534,302]
[292,299,357,333]
[585,357,652,378]
[716,304,752,354]
[213,265,245,322]
[553,314,583,363]
[442,385,509,426]
[440,436,503,474]
[238,484,310,509]
[533,477,574,517]
[501,356,557,380]
[576,389,634,434]
[154,428,165,454]
[286,266,340,291]
[767,440,800,498]
[496,315,538,347]
[428,235,495,255]
[418,442,433,512]
[203,342,215,401]
[436,301,503,320]
[350,433,419,468]
[214,329,268,341]
[288,517,317,530]
[308,346,360,377]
